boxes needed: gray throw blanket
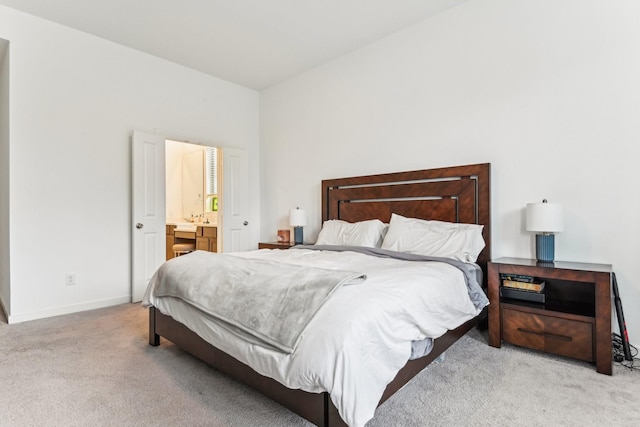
[149,250,366,353]
[295,245,489,311]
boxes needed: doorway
[165,140,221,252]
[131,131,250,302]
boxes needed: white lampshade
[289,208,307,227]
[526,200,563,233]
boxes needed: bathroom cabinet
[196,226,217,252]
[166,224,217,260]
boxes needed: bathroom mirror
[166,141,219,222]
[182,149,204,220]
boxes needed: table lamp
[289,207,307,245]
[526,199,563,263]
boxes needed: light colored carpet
[1,303,638,426]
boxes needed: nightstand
[488,257,612,375]
[258,242,297,250]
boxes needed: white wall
[165,140,186,222]
[260,0,640,343]
[0,39,9,317]
[0,6,260,322]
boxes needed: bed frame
[149,162,491,426]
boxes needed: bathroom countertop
[167,220,217,227]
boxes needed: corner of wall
[0,38,10,319]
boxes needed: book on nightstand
[500,286,546,304]
[499,273,546,303]
[502,279,546,293]
[499,273,534,283]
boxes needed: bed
[146,162,491,426]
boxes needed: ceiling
[0,0,468,90]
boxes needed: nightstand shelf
[488,257,612,375]
[258,241,298,250]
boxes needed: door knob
[136,223,144,229]
[243,221,249,226]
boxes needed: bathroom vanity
[166,223,217,260]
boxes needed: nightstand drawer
[503,307,594,362]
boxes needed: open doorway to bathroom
[165,140,222,253]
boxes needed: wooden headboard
[321,163,491,273]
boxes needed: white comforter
[144,248,486,427]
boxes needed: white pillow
[380,213,485,263]
[315,219,387,248]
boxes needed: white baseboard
[7,296,132,324]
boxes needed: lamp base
[293,226,303,245]
[535,234,555,263]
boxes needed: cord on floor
[612,332,639,371]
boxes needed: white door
[221,147,250,252]
[131,131,166,302]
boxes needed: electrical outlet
[66,272,77,286]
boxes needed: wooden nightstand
[258,242,297,250]
[488,257,612,375]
